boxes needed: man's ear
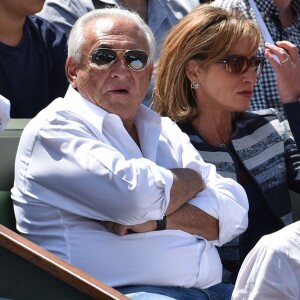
[65,57,78,88]
[186,59,201,83]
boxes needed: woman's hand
[265,41,300,103]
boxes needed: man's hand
[100,220,156,236]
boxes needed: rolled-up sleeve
[166,119,249,245]
[189,180,248,246]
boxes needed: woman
[212,0,300,118]
[154,4,300,282]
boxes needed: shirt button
[130,147,134,152]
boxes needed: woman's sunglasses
[86,48,149,71]
[217,55,264,76]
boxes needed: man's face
[67,17,153,128]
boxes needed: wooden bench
[0,224,128,300]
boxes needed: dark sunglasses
[217,55,264,76]
[88,48,149,71]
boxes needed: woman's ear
[65,57,78,88]
[186,59,201,82]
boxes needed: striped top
[178,103,300,279]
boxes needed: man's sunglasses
[87,48,149,71]
[217,55,264,76]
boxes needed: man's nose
[111,54,131,77]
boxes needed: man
[38,0,201,107]
[0,0,69,118]
[212,0,300,118]
[232,221,300,299]
[12,8,248,300]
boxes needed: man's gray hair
[67,8,156,63]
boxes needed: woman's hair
[67,8,156,63]
[153,4,261,122]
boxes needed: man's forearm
[167,168,206,215]
[101,168,212,237]
[167,203,219,240]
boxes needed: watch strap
[156,214,167,230]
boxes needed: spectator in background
[38,0,201,107]
[153,4,300,283]
[0,0,69,118]
[232,221,300,299]
[212,0,300,118]
[0,95,10,133]
[12,8,248,300]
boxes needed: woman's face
[194,38,259,114]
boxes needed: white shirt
[233,221,300,300]
[12,86,248,289]
[0,95,10,133]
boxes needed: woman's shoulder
[243,108,284,121]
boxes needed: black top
[0,16,69,118]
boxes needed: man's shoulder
[246,108,284,122]
[38,0,94,14]
[28,15,67,37]
[242,108,281,119]
[258,221,300,253]
[162,0,200,11]
[27,15,67,49]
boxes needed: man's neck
[0,11,26,46]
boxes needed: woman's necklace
[198,129,232,148]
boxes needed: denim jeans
[117,282,234,300]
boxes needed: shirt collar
[64,85,161,134]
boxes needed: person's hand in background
[0,95,10,133]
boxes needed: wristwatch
[156,214,167,230]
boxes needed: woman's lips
[238,90,253,97]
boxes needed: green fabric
[0,191,16,231]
